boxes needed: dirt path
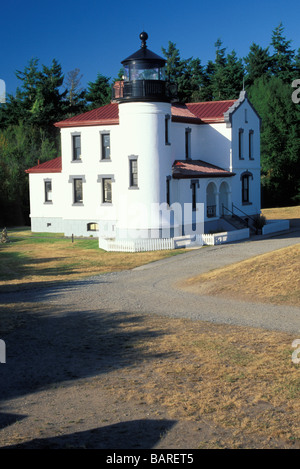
[0,229,299,449]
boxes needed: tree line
[0,22,299,226]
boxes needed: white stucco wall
[229,99,261,216]
[28,96,261,239]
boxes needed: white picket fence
[98,228,250,252]
[99,237,175,252]
[199,228,250,245]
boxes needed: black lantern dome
[113,32,171,103]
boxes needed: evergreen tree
[161,41,183,84]
[270,22,296,81]
[162,42,205,102]
[211,40,244,100]
[30,59,68,134]
[199,60,215,101]
[244,43,272,86]
[85,73,111,109]
[15,58,40,111]
[249,76,300,206]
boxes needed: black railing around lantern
[112,80,177,102]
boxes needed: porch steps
[222,215,256,234]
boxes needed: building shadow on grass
[1,419,176,449]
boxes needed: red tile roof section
[53,99,236,128]
[171,104,203,124]
[186,100,236,123]
[25,157,62,174]
[172,160,234,179]
[54,103,119,128]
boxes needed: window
[72,135,81,161]
[44,180,52,203]
[101,133,110,160]
[102,178,112,203]
[191,180,199,211]
[185,128,191,159]
[74,178,83,203]
[129,159,138,188]
[238,129,244,159]
[242,175,249,204]
[249,130,254,159]
[166,177,171,206]
[165,114,170,145]
[245,109,248,123]
[87,223,99,231]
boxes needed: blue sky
[1,0,299,96]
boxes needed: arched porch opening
[219,181,231,216]
[206,182,217,218]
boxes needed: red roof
[172,160,234,179]
[186,100,236,123]
[53,100,236,128]
[171,104,203,124]
[55,103,119,128]
[25,156,62,174]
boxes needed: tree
[244,43,272,86]
[248,76,300,206]
[270,22,296,82]
[85,73,111,109]
[15,58,40,111]
[209,40,244,100]
[64,68,86,115]
[162,42,205,102]
[161,41,183,84]
[30,59,68,135]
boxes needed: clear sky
[1,0,299,96]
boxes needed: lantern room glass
[123,65,166,81]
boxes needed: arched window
[87,223,99,231]
[240,171,253,204]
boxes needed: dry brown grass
[94,314,300,448]
[181,244,300,306]
[262,205,300,220]
[0,229,183,291]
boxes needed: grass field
[0,228,183,291]
[181,244,300,306]
[1,206,300,448]
[181,205,300,307]
[262,205,300,221]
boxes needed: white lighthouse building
[26,32,262,250]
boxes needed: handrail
[222,204,249,227]
[232,204,256,224]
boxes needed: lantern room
[113,32,172,103]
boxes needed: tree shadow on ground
[2,419,177,449]
[0,303,175,403]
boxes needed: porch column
[216,191,220,217]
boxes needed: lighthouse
[113,32,175,239]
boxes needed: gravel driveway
[24,226,300,334]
